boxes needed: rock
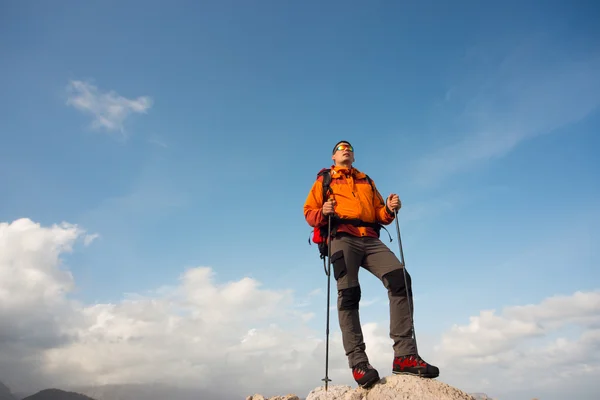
[305,385,354,400]
[305,375,475,400]
[246,395,300,400]
[247,374,475,400]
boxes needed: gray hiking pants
[329,233,417,368]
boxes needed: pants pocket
[330,250,347,280]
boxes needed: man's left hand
[387,194,401,211]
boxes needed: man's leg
[329,234,366,367]
[363,237,439,378]
[362,237,417,356]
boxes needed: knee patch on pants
[383,268,411,297]
[338,286,361,311]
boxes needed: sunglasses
[335,144,354,152]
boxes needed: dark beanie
[332,140,353,154]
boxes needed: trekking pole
[393,209,418,354]
[322,214,332,391]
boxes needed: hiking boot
[392,354,439,378]
[352,361,380,388]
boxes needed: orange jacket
[303,165,395,238]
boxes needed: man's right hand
[322,199,336,216]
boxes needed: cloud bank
[1,218,598,399]
[433,291,600,398]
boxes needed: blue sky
[1,1,599,399]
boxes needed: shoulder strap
[317,168,332,204]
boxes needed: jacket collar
[330,165,366,179]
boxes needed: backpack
[309,168,391,260]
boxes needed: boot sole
[357,373,380,389]
[392,370,439,379]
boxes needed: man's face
[332,143,355,165]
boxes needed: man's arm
[304,180,327,227]
[371,179,396,225]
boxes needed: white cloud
[432,291,600,399]
[66,80,152,135]
[0,218,90,391]
[0,218,81,312]
[83,233,100,246]
[1,217,598,400]
[44,269,329,397]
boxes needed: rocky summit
[247,374,477,400]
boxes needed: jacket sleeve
[371,180,395,225]
[304,180,327,228]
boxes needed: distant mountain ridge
[75,382,230,400]
[0,382,17,400]
[469,393,495,400]
[22,389,97,400]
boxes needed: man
[303,140,439,389]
